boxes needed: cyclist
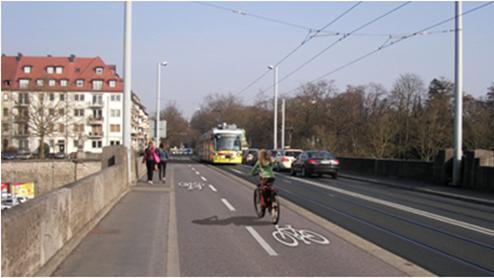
[250,149,275,188]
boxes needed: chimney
[2,54,5,57]
[16,52,23,61]
[69,54,76,62]
[47,54,52,57]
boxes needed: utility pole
[123,1,132,183]
[155,61,168,145]
[453,0,463,186]
[281,98,285,149]
[268,65,278,150]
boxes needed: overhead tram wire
[281,1,494,97]
[268,1,412,91]
[235,2,362,97]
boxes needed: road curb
[207,164,435,277]
[340,174,494,207]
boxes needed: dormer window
[109,80,116,88]
[55,66,63,74]
[23,66,32,73]
[76,80,84,87]
[37,79,44,86]
[92,80,103,90]
[48,79,56,87]
[60,79,68,87]
[19,79,29,89]
[47,66,54,74]
[95,67,103,75]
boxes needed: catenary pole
[123,1,132,183]
[281,98,285,149]
[453,0,463,185]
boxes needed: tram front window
[215,134,241,151]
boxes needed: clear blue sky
[2,1,493,118]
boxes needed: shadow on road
[192,215,272,226]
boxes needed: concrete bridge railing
[1,146,144,276]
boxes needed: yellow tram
[197,123,248,164]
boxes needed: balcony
[87,116,104,125]
[88,101,104,108]
[13,131,30,137]
[14,116,29,123]
[88,131,104,138]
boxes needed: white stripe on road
[231,169,245,175]
[245,226,278,256]
[221,198,236,211]
[290,176,494,237]
[208,184,217,192]
[201,176,207,182]
[195,171,200,175]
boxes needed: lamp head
[268,65,274,70]
[161,61,168,67]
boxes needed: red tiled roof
[1,55,123,92]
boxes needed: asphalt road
[218,162,494,276]
[173,161,420,276]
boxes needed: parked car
[274,149,303,171]
[291,150,339,178]
[15,150,33,160]
[244,149,259,165]
[49,152,66,159]
[1,152,15,160]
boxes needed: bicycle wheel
[272,230,298,247]
[253,187,265,218]
[271,193,280,225]
[300,230,330,245]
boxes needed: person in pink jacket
[142,141,159,184]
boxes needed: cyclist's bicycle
[253,177,280,224]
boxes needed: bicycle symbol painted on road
[178,181,205,191]
[272,225,330,247]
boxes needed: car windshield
[215,134,241,151]
[308,152,334,159]
[285,151,301,157]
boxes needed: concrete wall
[1,159,101,196]
[338,157,434,182]
[1,146,143,276]
[462,150,494,192]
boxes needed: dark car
[290,150,339,179]
[1,152,15,160]
[15,150,33,160]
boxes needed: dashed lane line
[221,198,236,211]
[208,184,218,192]
[245,226,278,256]
[201,176,207,182]
[231,169,245,175]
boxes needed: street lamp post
[155,61,168,145]
[268,65,278,150]
[453,1,463,186]
[281,98,285,149]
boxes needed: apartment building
[131,92,150,152]
[1,53,126,154]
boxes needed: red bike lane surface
[174,163,409,276]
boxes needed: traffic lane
[174,164,276,276]
[53,189,169,276]
[238,164,494,231]
[225,165,494,276]
[194,163,409,276]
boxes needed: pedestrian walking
[143,141,160,184]
[157,143,169,182]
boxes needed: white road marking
[195,171,200,175]
[221,198,236,211]
[291,177,494,237]
[208,184,217,192]
[231,169,245,175]
[245,226,278,256]
[201,176,207,182]
[240,164,252,169]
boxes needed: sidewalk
[52,172,173,277]
[340,171,494,206]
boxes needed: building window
[74,139,79,147]
[19,93,29,104]
[49,108,55,116]
[59,108,64,115]
[92,140,102,148]
[56,66,63,74]
[60,79,68,87]
[110,109,121,117]
[59,124,64,133]
[110,124,121,132]
[74,109,85,117]
[95,67,103,75]
[23,66,32,73]
[109,80,116,88]
[3,93,8,101]
[76,80,84,87]
[60,93,65,101]
[111,94,121,101]
[92,95,103,105]
[2,124,9,132]
[47,67,54,74]
[19,79,29,89]
[92,80,103,90]
[37,79,44,86]
[74,94,85,101]
[49,79,56,87]
[3,108,8,117]
[49,93,55,101]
